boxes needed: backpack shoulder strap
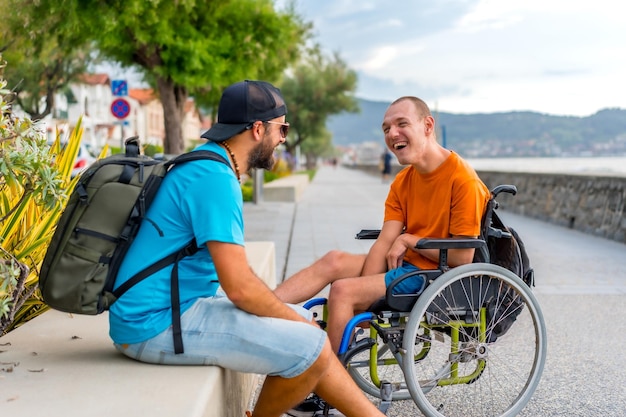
[111,239,199,299]
[165,150,230,170]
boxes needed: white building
[43,73,205,154]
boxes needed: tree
[0,0,96,121]
[279,48,359,168]
[72,0,309,154]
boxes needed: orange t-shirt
[384,152,490,270]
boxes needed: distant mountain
[327,99,626,157]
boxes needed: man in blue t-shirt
[109,80,384,417]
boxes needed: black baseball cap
[201,80,287,142]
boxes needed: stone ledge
[263,174,309,202]
[0,241,276,417]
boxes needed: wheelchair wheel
[344,326,412,401]
[402,263,546,417]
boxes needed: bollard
[252,168,264,204]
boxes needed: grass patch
[241,169,317,202]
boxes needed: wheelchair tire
[402,263,547,417]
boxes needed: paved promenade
[244,164,626,416]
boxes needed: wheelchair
[304,185,547,417]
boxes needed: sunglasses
[265,121,290,138]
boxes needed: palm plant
[0,57,102,334]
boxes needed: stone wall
[345,164,626,244]
[476,171,626,244]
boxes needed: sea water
[466,156,626,177]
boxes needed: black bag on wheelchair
[476,210,534,342]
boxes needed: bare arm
[207,241,308,323]
[387,233,476,269]
[361,220,404,275]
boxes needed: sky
[277,0,625,117]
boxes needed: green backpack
[39,137,229,352]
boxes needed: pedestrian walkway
[244,164,626,416]
[245,164,390,289]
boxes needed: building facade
[43,73,206,154]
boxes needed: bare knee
[327,279,366,311]
[329,275,385,312]
[318,250,349,274]
[329,278,353,299]
[306,339,334,378]
[318,250,365,280]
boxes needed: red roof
[79,73,110,85]
[129,88,156,105]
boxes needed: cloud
[356,41,428,73]
[280,0,626,116]
[358,46,398,72]
[455,0,524,33]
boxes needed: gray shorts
[114,296,326,378]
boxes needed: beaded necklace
[219,141,241,182]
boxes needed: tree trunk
[283,141,295,157]
[156,76,187,155]
[305,151,317,170]
[284,132,306,159]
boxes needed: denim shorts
[384,262,425,295]
[114,296,326,378]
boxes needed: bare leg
[326,274,387,352]
[252,339,384,417]
[274,251,367,304]
[252,343,329,417]
[314,351,385,417]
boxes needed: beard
[247,134,276,170]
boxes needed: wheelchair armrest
[355,229,381,240]
[416,238,486,272]
[416,237,486,250]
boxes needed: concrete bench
[263,173,309,202]
[0,241,276,417]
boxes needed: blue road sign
[111,79,128,96]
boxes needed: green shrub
[241,181,253,202]
[143,143,163,157]
[296,169,316,181]
[264,170,280,183]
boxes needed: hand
[386,234,411,270]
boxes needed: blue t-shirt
[109,142,244,344]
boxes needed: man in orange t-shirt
[275,96,489,354]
